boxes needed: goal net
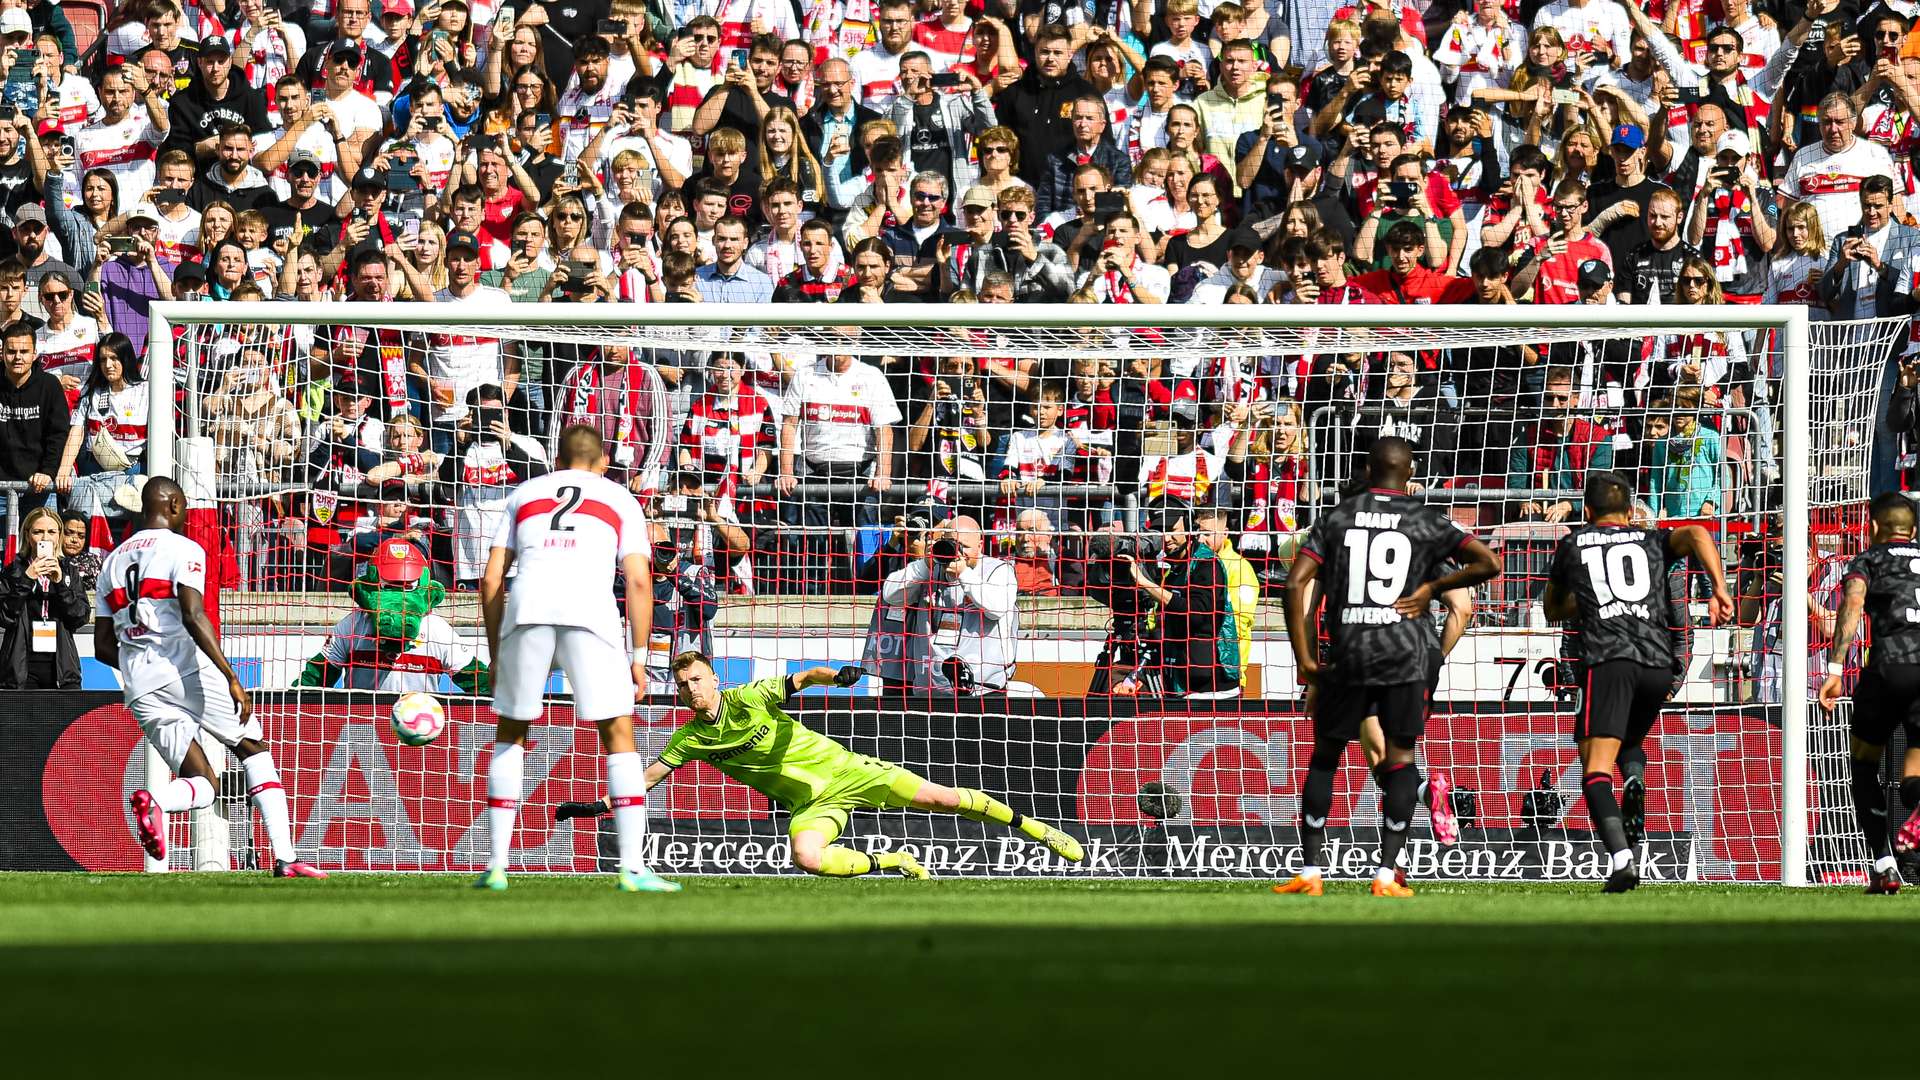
[121,302,1899,885]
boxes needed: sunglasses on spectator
[556,211,586,220]
[999,208,1029,219]
[1678,275,1710,286]
[1706,42,1740,53]
[41,289,71,302]
[691,34,717,43]
[981,145,1010,155]
[912,191,944,202]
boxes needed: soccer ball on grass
[391,692,447,746]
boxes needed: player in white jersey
[99,478,326,878]
[476,425,676,893]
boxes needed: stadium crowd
[0,0,1902,692]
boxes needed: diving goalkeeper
[555,650,1085,878]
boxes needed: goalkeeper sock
[1582,771,1632,868]
[1376,763,1419,873]
[1852,758,1891,861]
[1300,764,1336,874]
[1619,745,1648,788]
[487,742,526,872]
[815,846,907,877]
[955,788,1039,838]
[241,752,297,865]
[153,775,215,813]
[606,752,648,874]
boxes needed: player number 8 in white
[1343,529,1412,605]
[1580,544,1652,607]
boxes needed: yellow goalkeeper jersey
[656,676,860,809]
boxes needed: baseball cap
[1224,226,1263,253]
[198,35,233,57]
[959,185,995,209]
[1610,123,1646,150]
[1286,144,1322,171]
[1576,258,1611,292]
[381,0,415,16]
[352,164,386,188]
[330,40,364,64]
[373,538,429,584]
[0,9,31,36]
[126,203,161,225]
[13,203,46,226]
[1715,130,1753,159]
[150,186,187,207]
[172,259,207,285]
[445,230,483,253]
[288,148,324,176]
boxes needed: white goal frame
[142,301,1818,884]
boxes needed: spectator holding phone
[0,506,89,689]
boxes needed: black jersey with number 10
[1299,489,1471,685]
[1547,524,1680,670]
[1843,542,1920,668]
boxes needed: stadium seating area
[0,0,1902,674]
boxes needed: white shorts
[493,624,636,722]
[132,669,263,773]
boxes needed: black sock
[1300,765,1335,871]
[1619,745,1647,788]
[1851,758,1891,861]
[1377,762,1420,873]
[1582,771,1631,860]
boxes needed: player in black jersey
[1277,438,1503,897]
[1545,472,1733,892]
[1818,493,1920,894]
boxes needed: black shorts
[1849,664,1920,748]
[1316,676,1430,744]
[1573,660,1671,744]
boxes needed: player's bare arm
[1819,578,1868,712]
[1393,538,1502,618]
[1284,550,1322,680]
[479,546,513,662]
[92,616,119,668]
[178,583,249,723]
[623,550,653,693]
[1439,588,1472,656]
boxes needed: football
[390,692,447,747]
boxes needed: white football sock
[606,752,647,874]
[153,775,215,813]
[487,742,526,872]
[241,753,297,864]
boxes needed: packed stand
[0,0,1899,693]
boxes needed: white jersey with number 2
[491,469,647,650]
[95,529,214,701]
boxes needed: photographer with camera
[639,520,719,696]
[438,383,547,588]
[877,515,1017,697]
[1116,510,1239,700]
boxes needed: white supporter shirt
[318,610,476,692]
[1783,139,1898,236]
[79,380,151,460]
[48,72,100,130]
[259,123,343,204]
[36,316,99,387]
[490,469,647,649]
[73,110,164,213]
[95,529,215,702]
[556,79,626,164]
[782,357,902,466]
[154,208,202,265]
[322,89,383,144]
[597,129,695,186]
[426,285,511,422]
[1531,0,1632,64]
[849,46,905,111]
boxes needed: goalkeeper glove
[833,665,866,688]
[554,799,611,822]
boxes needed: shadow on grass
[6,921,1918,1076]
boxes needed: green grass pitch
[3,874,1917,1077]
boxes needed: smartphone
[471,133,497,153]
[1710,166,1739,188]
[35,539,52,560]
[597,19,627,35]
[532,111,552,131]
[402,217,421,242]
[1093,190,1128,216]
[385,169,419,192]
[106,234,139,255]
[1386,180,1418,202]
[476,406,504,435]
[1677,83,1710,105]
[930,71,962,89]
[84,280,100,299]
[562,162,580,185]
[730,48,748,69]
[420,114,441,131]
[1551,88,1582,107]
[1178,76,1199,96]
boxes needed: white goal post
[132,300,1892,885]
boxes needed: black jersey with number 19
[1843,542,1920,668]
[1547,525,1681,670]
[1299,489,1472,685]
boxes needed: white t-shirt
[95,529,214,702]
[426,285,512,421]
[258,122,343,204]
[79,380,151,460]
[1532,0,1632,63]
[849,45,906,110]
[323,88,384,142]
[490,469,647,649]
[782,357,903,466]
[73,110,165,213]
[48,72,101,130]
[36,316,99,386]
[1782,139,1898,236]
[597,129,695,186]
[318,610,476,692]
[153,208,202,266]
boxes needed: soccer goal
[123,300,1899,886]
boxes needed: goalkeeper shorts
[787,756,927,844]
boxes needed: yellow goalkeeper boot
[1037,823,1084,863]
[1272,873,1324,896]
[895,852,932,880]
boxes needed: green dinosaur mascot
[295,540,490,693]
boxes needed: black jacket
[165,78,272,161]
[0,368,70,482]
[1156,543,1237,697]
[994,69,1095,186]
[0,553,89,689]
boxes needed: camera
[1083,532,1157,616]
[1093,190,1128,218]
[929,538,960,562]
